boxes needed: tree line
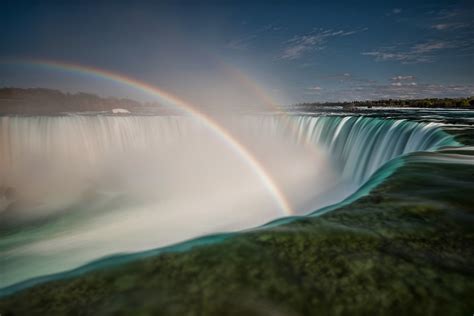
[1,88,473,115]
[0,88,167,114]
[295,97,474,109]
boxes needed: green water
[0,110,473,315]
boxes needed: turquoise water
[0,113,463,295]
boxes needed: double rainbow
[2,59,293,216]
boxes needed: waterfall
[288,115,455,184]
[0,114,457,289]
[0,115,455,219]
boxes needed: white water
[0,114,456,288]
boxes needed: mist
[0,114,338,287]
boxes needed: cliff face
[0,88,163,114]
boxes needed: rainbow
[2,58,293,215]
[222,63,325,157]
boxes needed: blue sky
[0,0,473,104]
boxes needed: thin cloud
[227,34,258,50]
[413,41,452,53]
[362,39,461,64]
[302,72,472,102]
[278,28,367,60]
[304,83,474,102]
[386,8,402,16]
[391,82,417,86]
[315,73,377,86]
[227,24,282,50]
[427,7,473,34]
[433,8,461,20]
[391,75,416,81]
[431,23,468,31]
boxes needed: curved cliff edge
[0,129,473,315]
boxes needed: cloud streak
[391,75,416,81]
[431,23,469,31]
[306,82,474,102]
[227,24,282,50]
[362,39,471,64]
[301,73,472,102]
[279,28,366,60]
[392,8,402,14]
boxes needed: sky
[0,0,473,105]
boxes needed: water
[0,114,457,289]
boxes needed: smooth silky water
[0,113,458,290]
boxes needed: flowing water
[0,114,459,289]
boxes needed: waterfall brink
[288,116,456,184]
[0,114,457,289]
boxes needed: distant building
[112,108,131,114]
